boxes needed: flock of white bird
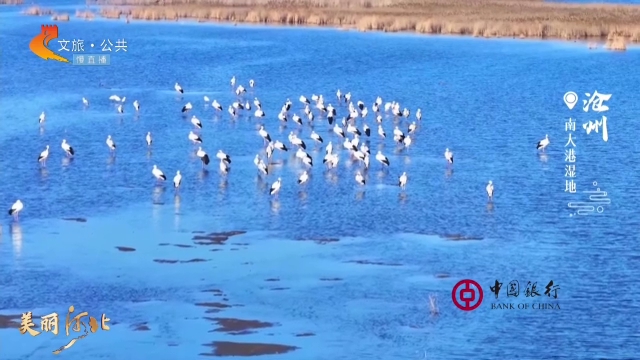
[7,75,553,221]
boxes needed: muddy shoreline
[196,287,301,356]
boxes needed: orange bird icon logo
[30,25,69,63]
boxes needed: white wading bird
[537,134,550,152]
[173,171,182,189]
[106,135,116,152]
[486,180,494,201]
[38,145,50,165]
[270,177,282,196]
[217,150,231,164]
[188,131,202,144]
[311,131,323,144]
[152,165,166,181]
[444,148,454,164]
[398,172,407,190]
[259,126,271,144]
[375,151,390,167]
[191,115,202,129]
[61,139,74,157]
[298,171,309,185]
[8,200,24,220]
[197,147,210,168]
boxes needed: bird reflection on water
[174,194,181,229]
[355,190,365,201]
[445,168,454,178]
[298,190,308,202]
[174,194,181,214]
[39,167,49,179]
[198,169,209,182]
[486,202,495,213]
[325,171,338,185]
[10,222,22,257]
[61,156,73,168]
[152,185,165,204]
[270,199,281,214]
[107,154,116,166]
[255,175,268,192]
[398,192,408,204]
[219,177,228,192]
[538,153,549,163]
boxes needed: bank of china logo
[29,25,69,63]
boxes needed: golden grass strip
[23,6,72,21]
[52,13,70,21]
[76,10,97,20]
[90,0,640,45]
[23,6,54,15]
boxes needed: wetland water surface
[0,4,639,359]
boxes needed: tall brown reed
[92,0,640,44]
[23,6,53,15]
[52,13,71,21]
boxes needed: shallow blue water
[1,3,640,360]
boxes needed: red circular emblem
[452,279,483,311]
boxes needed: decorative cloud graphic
[568,181,611,216]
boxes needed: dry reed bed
[606,36,627,50]
[23,6,53,15]
[94,0,640,43]
[93,0,548,7]
[52,13,70,21]
[101,0,640,42]
[0,0,23,4]
[23,6,94,21]
[76,10,97,19]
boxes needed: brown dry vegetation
[92,0,640,46]
[23,6,53,15]
[52,13,71,21]
[24,6,71,21]
[0,0,23,4]
[76,10,97,19]
[606,36,627,50]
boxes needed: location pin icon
[564,91,578,110]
